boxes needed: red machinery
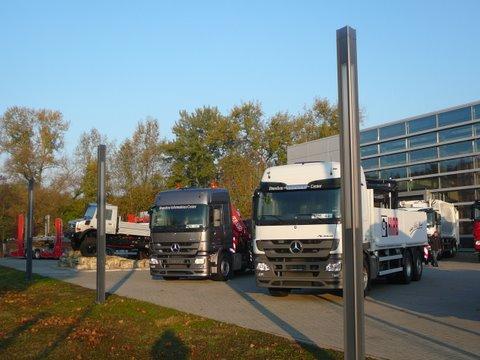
[230,204,251,254]
[472,201,480,261]
[37,218,64,259]
[10,214,25,257]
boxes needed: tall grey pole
[336,26,365,360]
[96,144,106,304]
[26,178,34,281]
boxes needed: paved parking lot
[1,254,479,360]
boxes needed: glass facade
[358,101,480,249]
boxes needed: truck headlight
[256,262,270,272]
[194,258,205,265]
[149,258,159,265]
[325,260,342,272]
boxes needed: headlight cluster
[325,260,342,272]
[256,262,270,272]
[149,258,159,265]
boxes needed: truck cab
[149,188,250,280]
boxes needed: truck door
[210,204,224,252]
[105,207,116,235]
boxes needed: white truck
[253,162,428,296]
[399,199,459,258]
[68,203,150,258]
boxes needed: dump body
[68,203,150,258]
[253,162,428,293]
[149,188,252,279]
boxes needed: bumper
[255,254,342,289]
[149,254,210,278]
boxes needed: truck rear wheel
[400,250,413,284]
[363,258,370,294]
[80,236,97,257]
[412,249,423,281]
[212,252,232,281]
[268,288,291,297]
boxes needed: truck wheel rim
[363,267,368,291]
[406,259,412,277]
[221,260,230,277]
[416,257,422,274]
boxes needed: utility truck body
[253,162,428,296]
[399,199,459,257]
[149,188,252,280]
[68,203,150,258]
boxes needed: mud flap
[232,253,242,271]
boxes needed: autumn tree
[0,107,69,183]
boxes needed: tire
[163,276,179,281]
[363,258,370,294]
[80,236,97,257]
[33,249,41,259]
[412,249,423,281]
[400,250,413,284]
[268,288,291,297]
[212,252,232,281]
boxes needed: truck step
[378,254,403,262]
[378,267,403,276]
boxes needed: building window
[474,123,480,136]
[438,107,472,127]
[437,189,475,203]
[379,139,405,153]
[459,221,473,237]
[360,129,378,144]
[455,204,473,219]
[408,177,439,191]
[440,172,475,188]
[438,125,472,143]
[365,171,379,179]
[361,157,378,170]
[380,153,406,167]
[408,115,436,134]
[397,181,408,191]
[361,144,378,157]
[409,147,437,162]
[474,104,480,120]
[476,139,480,152]
[409,162,438,177]
[408,132,437,148]
[439,141,472,157]
[379,123,406,140]
[439,157,474,173]
[380,167,407,179]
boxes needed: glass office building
[360,101,480,248]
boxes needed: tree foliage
[0,107,69,183]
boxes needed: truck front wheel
[400,250,413,284]
[80,236,97,257]
[212,252,232,281]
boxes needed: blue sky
[1,1,479,152]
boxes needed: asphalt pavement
[1,254,479,360]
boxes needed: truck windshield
[84,204,97,220]
[426,211,435,228]
[151,204,208,232]
[254,189,341,225]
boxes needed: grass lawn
[0,266,342,359]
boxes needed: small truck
[68,203,150,258]
[253,161,428,296]
[148,187,253,280]
[399,198,459,258]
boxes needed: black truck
[148,187,252,280]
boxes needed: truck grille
[152,240,200,257]
[260,239,335,276]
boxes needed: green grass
[0,266,342,360]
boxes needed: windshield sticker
[311,213,333,219]
[158,205,198,210]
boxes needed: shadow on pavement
[317,294,479,360]
[150,329,189,360]
[227,277,330,359]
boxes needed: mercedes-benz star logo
[289,241,303,254]
[171,243,181,253]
